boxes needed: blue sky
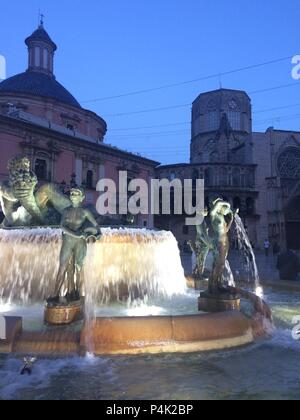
[0,0,300,164]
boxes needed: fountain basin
[80,311,255,355]
[1,290,272,356]
[0,317,22,353]
[2,312,254,356]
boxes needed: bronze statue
[209,198,235,294]
[47,187,101,304]
[0,156,70,227]
[193,198,237,295]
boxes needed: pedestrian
[264,239,271,257]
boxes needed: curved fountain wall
[1,289,273,356]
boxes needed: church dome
[0,23,81,109]
[0,71,81,108]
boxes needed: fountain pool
[0,226,271,356]
[0,288,299,400]
[0,222,282,399]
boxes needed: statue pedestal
[44,300,84,325]
[198,291,240,313]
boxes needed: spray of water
[223,260,235,287]
[234,215,261,292]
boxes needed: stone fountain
[0,156,273,356]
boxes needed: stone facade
[155,88,300,251]
[155,89,259,249]
[253,128,300,250]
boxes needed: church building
[155,88,300,251]
[0,22,158,228]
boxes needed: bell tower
[190,89,252,164]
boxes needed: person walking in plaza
[264,239,271,257]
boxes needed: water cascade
[0,228,186,306]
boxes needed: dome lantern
[25,21,57,77]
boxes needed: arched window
[227,99,241,130]
[43,48,48,69]
[228,111,241,130]
[35,158,47,180]
[86,170,94,188]
[34,47,40,67]
[232,168,241,187]
[205,111,220,131]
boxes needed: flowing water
[233,215,261,289]
[0,225,299,400]
[0,228,186,306]
[223,260,235,287]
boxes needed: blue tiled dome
[0,71,81,108]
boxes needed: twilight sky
[0,0,300,164]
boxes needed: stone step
[0,316,22,353]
